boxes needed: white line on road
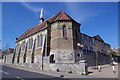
[0,70,24,80]
[16,76,25,80]
[0,70,9,75]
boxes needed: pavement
[88,64,118,78]
[0,63,119,79]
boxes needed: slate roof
[17,11,76,42]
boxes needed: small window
[63,25,67,38]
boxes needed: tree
[94,40,103,69]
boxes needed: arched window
[16,43,20,53]
[17,45,21,63]
[30,38,33,49]
[37,35,39,47]
[37,34,42,47]
[28,39,30,49]
[63,25,67,38]
[22,41,26,51]
[28,38,33,49]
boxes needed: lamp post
[77,43,84,60]
[77,43,88,74]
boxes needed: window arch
[37,34,42,47]
[63,25,67,38]
[28,38,33,49]
[22,41,26,51]
[16,43,20,53]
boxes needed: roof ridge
[54,12,63,21]
[49,11,62,23]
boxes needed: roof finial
[39,8,44,23]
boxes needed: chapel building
[13,10,111,67]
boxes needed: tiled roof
[17,11,76,41]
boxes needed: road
[0,64,118,80]
[1,65,65,80]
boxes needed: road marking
[0,70,9,75]
[16,76,24,80]
[3,71,9,75]
[0,70,24,80]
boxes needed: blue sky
[2,2,118,49]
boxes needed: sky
[2,2,118,50]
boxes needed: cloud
[20,1,41,12]
[65,3,103,22]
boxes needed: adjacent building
[2,48,14,64]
